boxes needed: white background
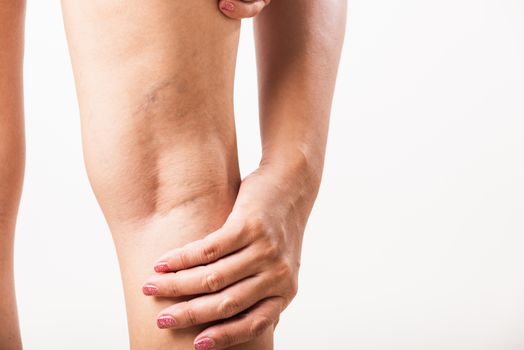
[16,0,524,349]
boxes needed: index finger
[153,220,251,272]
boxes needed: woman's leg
[61,0,272,349]
[0,1,25,349]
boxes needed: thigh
[61,1,272,349]
[61,0,241,222]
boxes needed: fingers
[218,0,271,20]
[156,273,273,329]
[193,297,284,350]
[153,220,251,273]
[143,245,261,297]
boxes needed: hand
[142,161,320,349]
[218,0,271,19]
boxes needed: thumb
[219,0,271,19]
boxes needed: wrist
[259,144,324,193]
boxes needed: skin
[143,0,347,349]
[0,1,26,349]
[61,0,271,349]
[0,0,344,349]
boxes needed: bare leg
[0,1,25,349]
[61,0,272,348]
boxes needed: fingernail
[142,284,159,296]
[157,315,177,329]
[154,262,170,273]
[220,1,235,12]
[194,337,216,350]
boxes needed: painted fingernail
[220,1,235,12]
[142,284,159,296]
[154,262,170,273]
[157,315,177,329]
[194,337,216,350]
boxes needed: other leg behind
[0,1,26,349]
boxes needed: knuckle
[204,271,224,292]
[261,240,280,261]
[222,214,243,231]
[178,250,190,268]
[276,260,293,279]
[184,301,198,326]
[220,330,237,347]
[202,243,220,263]
[249,316,272,338]
[169,279,179,296]
[289,278,299,298]
[244,215,267,238]
[274,260,299,299]
[219,296,242,318]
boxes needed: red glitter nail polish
[142,284,159,296]
[194,337,216,350]
[157,315,177,329]
[154,262,170,273]
[220,1,235,12]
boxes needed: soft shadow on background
[17,0,523,349]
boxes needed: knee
[83,91,241,225]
